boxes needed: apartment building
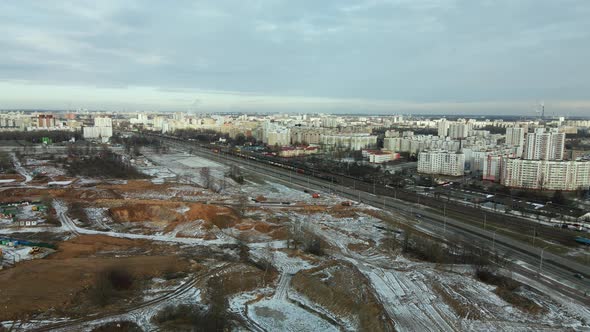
[523,128,565,160]
[501,158,590,191]
[83,116,113,142]
[320,133,377,151]
[418,150,465,176]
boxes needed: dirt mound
[328,205,359,218]
[253,221,282,233]
[255,195,267,202]
[110,203,182,224]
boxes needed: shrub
[89,266,134,306]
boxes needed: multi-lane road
[143,134,590,303]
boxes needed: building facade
[501,158,590,191]
[418,150,465,176]
[523,128,565,161]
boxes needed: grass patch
[475,269,545,315]
[433,283,481,319]
[292,262,394,332]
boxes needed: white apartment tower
[83,116,113,143]
[418,150,465,176]
[523,128,565,160]
[448,123,472,139]
[506,127,525,147]
[437,119,449,138]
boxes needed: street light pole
[443,203,447,233]
[539,247,547,276]
[492,229,497,251]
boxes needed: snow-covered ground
[249,298,339,332]
[3,150,589,331]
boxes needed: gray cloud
[0,0,589,114]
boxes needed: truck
[312,193,321,199]
[575,237,590,245]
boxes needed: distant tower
[535,101,545,121]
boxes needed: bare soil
[0,235,191,321]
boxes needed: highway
[147,134,590,303]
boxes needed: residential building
[523,128,565,160]
[320,133,377,151]
[418,150,465,176]
[501,158,590,191]
[83,116,113,143]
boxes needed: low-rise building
[362,150,400,163]
[278,146,318,158]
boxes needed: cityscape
[1,1,590,332]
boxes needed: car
[574,273,584,279]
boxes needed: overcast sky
[1,0,589,115]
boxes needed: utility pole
[538,247,547,276]
[492,229,497,251]
[443,203,447,233]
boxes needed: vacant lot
[0,235,191,321]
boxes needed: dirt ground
[106,200,240,233]
[50,235,158,259]
[0,235,192,321]
[0,174,24,182]
[0,187,121,203]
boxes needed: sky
[1,0,589,115]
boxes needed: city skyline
[1,1,590,115]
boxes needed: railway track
[152,133,581,248]
[156,137,590,277]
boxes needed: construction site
[0,147,589,332]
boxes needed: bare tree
[200,167,211,189]
[237,194,249,218]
